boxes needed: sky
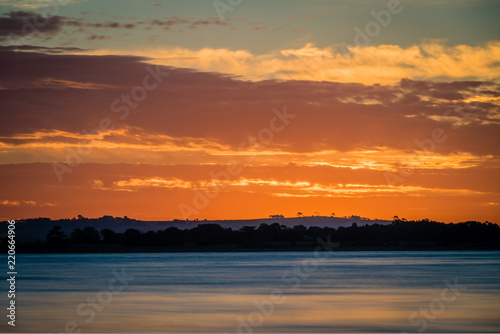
[0,0,499,222]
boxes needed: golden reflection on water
[11,288,500,332]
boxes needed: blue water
[1,251,499,332]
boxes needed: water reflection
[1,251,499,332]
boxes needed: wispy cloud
[96,176,490,199]
[0,0,86,9]
[81,41,500,84]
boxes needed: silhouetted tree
[158,227,185,246]
[71,226,100,243]
[101,229,118,243]
[46,225,68,247]
[123,228,141,246]
[54,219,500,250]
[189,224,227,245]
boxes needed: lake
[2,251,499,333]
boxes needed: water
[1,251,499,332]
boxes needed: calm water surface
[1,251,499,332]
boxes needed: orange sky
[0,1,499,222]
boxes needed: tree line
[45,219,500,248]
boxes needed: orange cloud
[98,176,490,200]
[0,199,37,206]
[1,128,496,172]
[0,163,498,222]
[32,78,120,90]
[76,41,500,84]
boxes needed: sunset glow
[0,0,499,222]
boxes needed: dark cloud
[400,78,488,101]
[189,18,230,27]
[0,44,85,53]
[0,11,63,40]
[0,12,235,43]
[150,16,230,30]
[87,34,110,41]
[65,19,136,29]
[150,15,190,27]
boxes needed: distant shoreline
[6,218,499,254]
[18,242,500,254]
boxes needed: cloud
[62,15,231,32]
[32,77,119,89]
[148,16,231,31]
[97,175,490,199]
[83,41,500,85]
[0,0,86,9]
[0,46,498,163]
[0,126,497,173]
[0,199,37,206]
[64,19,137,29]
[86,34,110,41]
[1,11,235,45]
[0,10,63,39]
[0,200,20,206]
[0,44,84,53]
[0,163,497,221]
[0,13,237,44]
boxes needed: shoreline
[17,242,500,254]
